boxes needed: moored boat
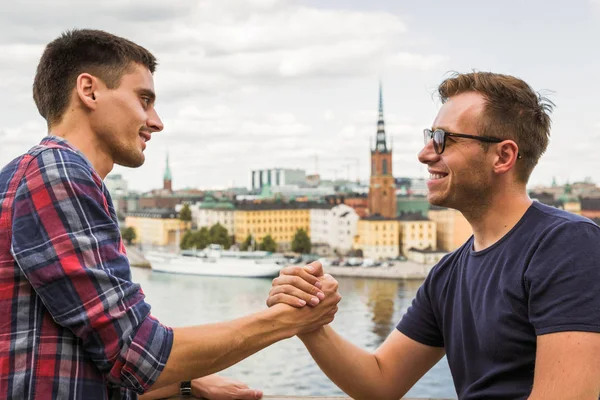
[145,245,283,278]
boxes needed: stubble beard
[108,133,145,168]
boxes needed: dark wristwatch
[180,380,192,396]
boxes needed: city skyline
[1,0,599,191]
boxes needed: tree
[209,223,232,249]
[180,227,210,250]
[259,234,277,253]
[180,230,194,250]
[194,227,210,250]
[240,234,253,251]
[121,226,136,245]
[292,228,311,254]
[179,203,192,222]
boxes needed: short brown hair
[33,29,157,126]
[438,71,553,183]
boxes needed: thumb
[304,261,324,277]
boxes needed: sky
[1,0,599,192]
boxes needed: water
[132,268,456,398]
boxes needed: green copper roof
[198,201,235,210]
[260,183,273,199]
[163,153,172,181]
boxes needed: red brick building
[367,84,396,218]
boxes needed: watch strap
[180,380,192,396]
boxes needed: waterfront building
[325,194,369,218]
[354,217,400,259]
[427,206,472,252]
[105,173,129,198]
[581,197,600,220]
[188,196,236,234]
[125,209,188,247]
[309,205,335,255]
[234,202,328,251]
[310,204,359,256]
[397,212,437,256]
[367,83,396,219]
[406,247,447,264]
[397,196,430,218]
[250,168,306,191]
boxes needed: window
[382,159,388,175]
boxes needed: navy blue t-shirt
[397,201,600,399]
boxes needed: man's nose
[148,108,164,132]
[418,139,439,165]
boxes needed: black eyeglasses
[423,128,522,159]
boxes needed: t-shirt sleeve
[525,220,600,335]
[396,270,444,347]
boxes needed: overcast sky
[1,0,598,192]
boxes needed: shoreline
[126,246,435,279]
[324,262,433,280]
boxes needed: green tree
[180,227,210,250]
[180,229,194,250]
[179,203,192,222]
[291,228,311,254]
[193,227,210,250]
[209,223,232,249]
[259,234,277,253]
[240,234,253,251]
[121,226,136,245]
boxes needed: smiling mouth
[429,173,447,180]
[139,132,151,142]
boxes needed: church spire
[164,153,172,181]
[163,153,172,192]
[374,81,388,153]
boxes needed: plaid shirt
[0,136,173,399]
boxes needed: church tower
[163,153,173,192]
[367,83,396,218]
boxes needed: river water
[131,268,456,398]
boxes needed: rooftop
[236,201,332,211]
[581,197,600,211]
[127,208,179,219]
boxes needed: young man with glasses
[267,72,600,399]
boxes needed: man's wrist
[262,303,301,338]
[180,380,192,396]
[298,325,327,342]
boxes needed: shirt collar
[40,135,95,171]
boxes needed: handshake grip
[267,262,342,335]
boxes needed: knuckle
[291,266,302,275]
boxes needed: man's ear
[76,73,98,110]
[493,140,520,175]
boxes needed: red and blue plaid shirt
[0,136,173,399]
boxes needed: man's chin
[115,153,145,168]
[427,193,446,207]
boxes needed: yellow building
[353,217,400,260]
[125,209,188,247]
[427,206,472,252]
[234,202,321,251]
[397,213,437,256]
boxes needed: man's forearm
[139,382,179,399]
[149,304,298,391]
[299,326,396,399]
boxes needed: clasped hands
[267,261,342,335]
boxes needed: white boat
[146,245,283,278]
